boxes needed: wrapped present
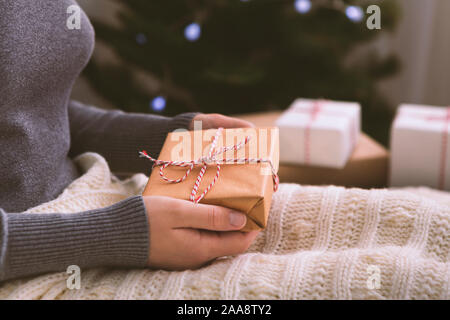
[236,111,389,189]
[141,127,279,231]
[275,98,361,168]
[390,104,450,190]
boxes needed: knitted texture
[0,152,449,299]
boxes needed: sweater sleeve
[0,196,149,282]
[68,100,199,175]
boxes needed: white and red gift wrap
[275,98,361,168]
[390,104,450,190]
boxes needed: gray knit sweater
[0,1,197,281]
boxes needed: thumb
[175,202,248,231]
[218,115,255,129]
[192,114,255,130]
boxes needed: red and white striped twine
[139,127,279,204]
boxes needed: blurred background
[72,0,450,146]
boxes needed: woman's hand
[143,196,259,270]
[145,113,256,271]
[189,113,255,130]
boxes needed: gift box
[390,104,450,190]
[141,127,280,231]
[236,111,389,188]
[275,98,361,168]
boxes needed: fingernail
[229,211,246,227]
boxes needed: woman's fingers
[143,196,260,270]
[210,114,255,129]
[172,200,247,231]
[198,230,260,260]
[190,113,255,130]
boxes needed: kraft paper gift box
[275,98,361,168]
[142,127,279,231]
[390,104,450,190]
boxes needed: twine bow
[139,127,279,203]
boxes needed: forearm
[0,196,148,282]
[68,100,198,174]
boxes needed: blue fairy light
[136,33,147,45]
[150,96,166,112]
[184,23,201,42]
[294,0,311,14]
[345,5,364,22]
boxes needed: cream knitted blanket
[0,152,449,300]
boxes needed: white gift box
[390,104,450,190]
[275,98,361,168]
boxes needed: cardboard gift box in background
[237,111,389,189]
[390,104,450,190]
[142,127,279,231]
[275,99,361,168]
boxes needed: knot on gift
[139,127,279,203]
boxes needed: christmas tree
[83,0,400,144]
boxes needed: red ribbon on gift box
[139,127,279,204]
[290,100,358,165]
